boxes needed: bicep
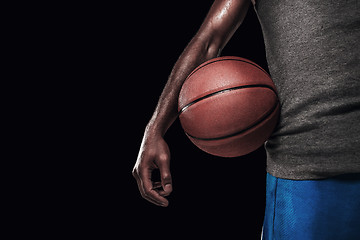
[197,0,251,51]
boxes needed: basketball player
[132,0,360,239]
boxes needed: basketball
[178,56,280,157]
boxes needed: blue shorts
[262,173,360,240]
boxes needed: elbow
[197,26,229,60]
[196,33,223,60]
[206,39,223,58]
[185,32,224,64]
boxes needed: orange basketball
[178,56,280,157]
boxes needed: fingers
[156,154,173,197]
[132,166,169,207]
[132,171,162,206]
[132,137,172,207]
[142,167,170,207]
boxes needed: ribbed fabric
[255,0,360,180]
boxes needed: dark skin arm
[132,0,251,207]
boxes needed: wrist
[145,121,166,138]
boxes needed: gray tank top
[255,0,360,179]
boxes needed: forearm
[147,36,220,136]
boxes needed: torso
[255,0,360,179]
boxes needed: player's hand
[132,131,172,207]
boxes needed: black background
[55,2,270,239]
[121,2,269,239]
